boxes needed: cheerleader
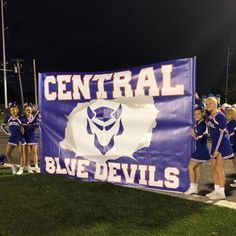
[225,108,236,188]
[21,104,40,173]
[221,103,231,115]
[205,97,234,200]
[1,102,26,175]
[184,107,210,195]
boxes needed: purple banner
[39,58,196,192]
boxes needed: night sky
[1,0,236,104]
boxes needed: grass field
[0,168,236,236]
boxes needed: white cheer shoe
[16,168,24,175]
[208,192,226,200]
[184,187,197,195]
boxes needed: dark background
[0,0,236,104]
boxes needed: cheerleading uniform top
[1,115,26,146]
[191,120,210,162]
[207,111,233,159]
[226,120,236,153]
[21,113,39,145]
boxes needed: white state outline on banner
[60,96,159,164]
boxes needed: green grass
[0,168,236,236]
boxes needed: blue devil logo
[86,104,123,155]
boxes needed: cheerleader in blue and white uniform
[205,97,234,200]
[21,104,40,173]
[1,103,26,175]
[184,107,210,195]
[225,107,236,187]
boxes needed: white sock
[35,164,39,168]
[214,185,220,192]
[190,182,196,188]
[195,183,198,190]
[218,187,225,195]
[19,167,23,170]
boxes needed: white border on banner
[121,184,236,211]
